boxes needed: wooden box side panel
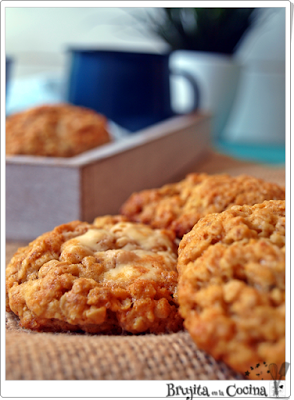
[6,165,81,241]
[81,117,210,222]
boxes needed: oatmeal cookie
[120,173,285,239]
[6,217,182,334]
[177,200,285,379]
[6,104,111,157]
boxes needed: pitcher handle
[170,68,201,112]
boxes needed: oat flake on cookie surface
[177,200,285,379]
[6,216,182,334]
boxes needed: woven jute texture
[6,312,243,380]
[5,151,285,380]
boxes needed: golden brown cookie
[6,217,182,334]
[120,173,285,239]
[177,200,285,379]
[6,104,111,157]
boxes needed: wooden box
[6,112,211,241]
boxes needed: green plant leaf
[140,8,258,54]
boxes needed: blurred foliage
[140,8,258,54]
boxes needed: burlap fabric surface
[6,150,285,381]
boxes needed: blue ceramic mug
[66,49,200,132]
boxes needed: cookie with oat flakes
[177,200,285,379]
[6,217,182,334]
[120,173,285,239]
[6,104,111,157]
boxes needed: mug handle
[170,68,200,112]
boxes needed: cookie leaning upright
[120,173,285,239]
[6,104,111,157]
[177,200,285,379]
[6,216,182,334]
